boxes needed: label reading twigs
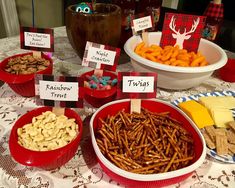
[117,72,157,99]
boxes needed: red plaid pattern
[82,41,120,71]
[117,72,157,99]
[160,13,206,52]
[203,2,224,20]
[20,27,54,52]
[35,74,84,108]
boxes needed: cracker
[202,131,215,149]
[228,143,235,155]
[215,129,228,155]
[204,126,216,142]
[227,129,235,144]
[227,121,235,132]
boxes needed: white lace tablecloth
[0,26,235,188]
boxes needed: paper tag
[82,41,120,71]
[132,15,153,32]
[35,74,84,108]
[20,26,54,52]
[52,107,65,116]
[160,13,206,52]
[39,80,78,101]
[117,72,157,99]
[130,99,141,114]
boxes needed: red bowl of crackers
[80,70,117,108]
[9,106,83,170]
[0,52,53,97]
[90,99,206,188]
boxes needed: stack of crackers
[202,121,235,156]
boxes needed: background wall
[15,0,64,28]
[0,10,6,38]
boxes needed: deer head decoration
[169,16,200,49]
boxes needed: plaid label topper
[117,72,157,99]
[82,41,120,71]
[131,13,154,35]
[20,26,54,52]
[35,74,84,108]
[160,13,206,52]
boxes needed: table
[0,26,235,188]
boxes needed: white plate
[172,90,235,164]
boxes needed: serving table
[0,26,235,188]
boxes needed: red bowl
[90,99,206,188]
[0,52,53,97]
[9,106,83,170]
[219,58,235,82]
[80,70,117,108]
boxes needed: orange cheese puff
[191,56,205,66]
[134,42,145,53]
[146,53,157,62]
[199,60,208,66]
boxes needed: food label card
[20,27,54,52]
[160,13,206,52]
[35,75,84,108]
[117,72,157,99]
[82,41,120,71]
[131,14,154,35]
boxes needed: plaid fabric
[160,13,206,52]
[82,41,120,71]
[35,74,84,108]
[203,2,224,20]
[20,27,54,52]
[117,72,157,99]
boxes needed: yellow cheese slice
[210,108,234,128]
[178,100,214,129]
[199,96,235,110]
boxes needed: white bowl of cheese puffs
[90,99,206,187]
[124,32,227,90]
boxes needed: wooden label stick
[142,31,149,47]
[130,99,141,114]
[94,69,103,77]
[33,51,42,58]
[52,107,65,116]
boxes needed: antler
[169,16,179,34]
[184,17,200,35]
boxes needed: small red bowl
[80,70,117,108]
[90,99,206,188]
[0,52,53,97]
[219,58,235,82]
[9,106,83,170]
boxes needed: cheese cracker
[204,126,216,142]
[227,129,235,144]
[215,129,228,155]
[227,121,235,132]
[202,131,215,149]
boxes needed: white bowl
[90,99,206,187]
[124,32,227,90]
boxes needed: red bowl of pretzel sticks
[90,99,206,188]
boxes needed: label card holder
[20,26,54,52]
[82,41,120,72]
[131,14,154,36]
[117,72,157,99]
[35,74,84,108]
